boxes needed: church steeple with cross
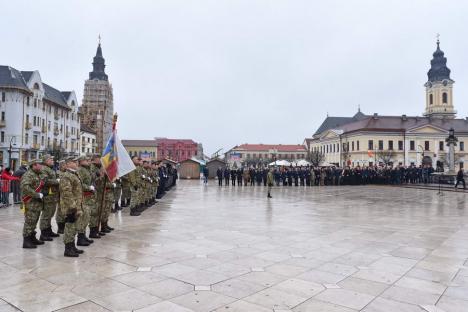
[89,35,108,81]
[424,35,456,119]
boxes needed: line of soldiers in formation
[214,164,446,187]
[20,154,177,257]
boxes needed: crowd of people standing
[211,164,465,188]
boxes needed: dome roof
[427,40,451,82]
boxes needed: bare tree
[375,150,395,165]
[307,150,325,166]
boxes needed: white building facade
[0,66,80,169]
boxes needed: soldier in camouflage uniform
[21,159,46,248]
[128,156,141,216]
[39,155,60,241]
[60,157,84,257]
[55,160,66,234]
[76,156,95,246]
[112,178,122,212]
[99,173,115,233]
[152,162,160,203]
[142,161,151,208]
[89,154,104,238]
[120,174,131,208]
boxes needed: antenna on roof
[98,34,101,44]
[358,104,361,113]
[326,111,329,117]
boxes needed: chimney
[401,114,407,121]
[373,113,378,120]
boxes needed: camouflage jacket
[41,165,59,201]
[59,169,83,215]
[20,169,43,205]
[77,165,93,192]
[127,165,141,189]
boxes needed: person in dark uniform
[299,167,305,186]
[281,169,287,186]
[224,168,230,186]
[216,167,223,186]
[231,168,236,186]
[293,168,299,186]
[305,166,311,186]
[249,168,255,186]
[237,168,243,186]
[262,168,268,186]
[274,168,281,186]
[455,168,466,189]
[287,167,293,186]
[256,168,262,186]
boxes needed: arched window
[429,94,433,105]
[442,92,448,104]
[33,83,39,90]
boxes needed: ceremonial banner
[101,114,136,182]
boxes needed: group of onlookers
[209,164,466,189]
[0,164,27,207]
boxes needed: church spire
[427,37,451,82]
[89,37,108,81]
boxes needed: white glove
[56,178,60,183]
[142,175,146,179]
[89,185,95,192]
[112,183,117,188]
[38,193,43,199]
[149,179,153,183]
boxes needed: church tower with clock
[424,39,456,119]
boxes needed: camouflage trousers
[22,202,42,237]
[56,204,64,224]
[130,187,139,208]
[77,200,91,234]
[113,187,121,204]
[40,199,57,230]
[63,221,76,244]
[100,199,113,223]
[122,185,131,201]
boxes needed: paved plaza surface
[0,180,468,312]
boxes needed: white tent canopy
[293,159,311,167]
[268,160,291,166]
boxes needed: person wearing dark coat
[455,168,466,189]
[262,168,268,186]
[237,169,243,186]
[293,168,299,186]
[216,167,223,186]
[231,169,236,186]
[224,168,230,186]
[12,164,28,204]
[249,168,255,186]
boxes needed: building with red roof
[155,138,200,162]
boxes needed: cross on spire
[436,33,440,46]
[98,34,101,45]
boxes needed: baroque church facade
[306,40,468,169]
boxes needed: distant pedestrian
[455,168,466,189]
[267,168,274,198]
[203,167,209,185]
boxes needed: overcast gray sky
[2,0,468,155]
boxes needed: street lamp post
[8,136,16,169]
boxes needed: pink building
[156,138,199,162]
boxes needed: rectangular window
[1,112,4,121]
[388,140,394,150]
[439,141,444,151]
[26,114,29,123]
[398,140,404,151]
[424,141,430,151]
[356,141,360,151]
[0,131,4,143]
[351,141,355,151]
[25,133,29,144]
[1,92,4,102]
[460,142,465,152]
[368,140,373,150]
[378,140,383,150]
[33,135,38,144]
[41,136,44,145]
[410,140,415,151]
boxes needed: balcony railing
[32,143,40,150]
[41,125,47,133]
[0,120,5,128]
[25,122,32,130]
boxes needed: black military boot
[89,227,101,239]
[101,222,111,233]
[130,207,141,216]
[57,222,65,234]
[267,192,272,198]
[31,232,45,245]
[73,242,84,254]
[126,198,131,207]
[84,233,94,244]
[77,233,90,246]
[115,202,122,211]
[64,242,79,257]
[99,224,110,235]
[104,222,114,231]
[40,229,53,241]
[48,227,60,238]
[22,236,37,249]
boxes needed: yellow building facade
[306,41,468,169]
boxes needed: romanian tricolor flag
[101,114,136,182]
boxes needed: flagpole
[97,113,118,233]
